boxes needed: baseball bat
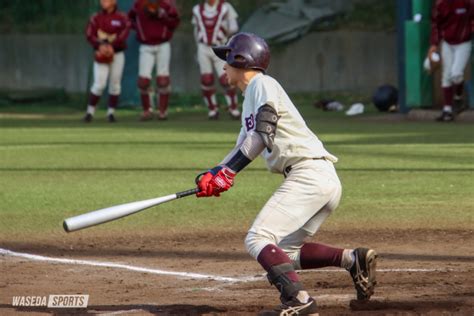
[63,187,199,233]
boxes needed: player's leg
[215,57,240,119]
[244,159,341,314]
[437,40,455,121]
[197,44,219,119]
[106,51,125,123]
[156,42,171,120]
[138,44,155,121]
[450,41,472,111]
[84,61,110,122]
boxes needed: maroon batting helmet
[213,32,270,72]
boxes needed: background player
[192,0,240,120]
[84,0,131,123]
[429,0,473,122]
[196,33,378,315]
[129,0,180,121]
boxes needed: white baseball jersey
[240,73,337,173]
[191,1,238,46]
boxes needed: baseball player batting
[83,0,131,123]
[195,33,377,315]
[192,0,240,120]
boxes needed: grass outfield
[1,104,473,240]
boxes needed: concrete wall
[0,31,396,94]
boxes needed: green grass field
[1,103,473,240]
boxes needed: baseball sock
[299,242,349,269]
[158,93,169,116]
[442,87,454,112]
[454,82,464,99]
[108,95,119,115]
[140,92,152,113]
[87,93,100,115]
[224,88,238,110]
[202,89,218,111]
[257,244,309,303]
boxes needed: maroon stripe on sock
[257,244,299,283]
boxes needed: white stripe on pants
[441,40,472,88]
[90,51,125,96]
[244,159,342,267]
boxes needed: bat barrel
[63,194,177,232]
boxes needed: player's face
[100,0,116,12]
[207,0,217,5]
[223,64,241,86]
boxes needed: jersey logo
[455,8,467,15]
[245,114,255,131]
[111,20,122,27]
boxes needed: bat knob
[63,220,71,233]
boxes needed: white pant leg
[139,44,157,79]
[441,41,455,88]
[451,41,472,85]
[197,43,214,74]
[90,62,111,96]
[108,52,125,95]
[212,53,227,78]
[245,159,342,260]
[156,42,171,76]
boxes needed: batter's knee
[108,83,121,96]
[137,77,151,91]
[156,76,171,94]
[244,231,276,260]
[201,73,214,88]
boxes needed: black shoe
[349,248,378,300]
[83,113,93,123]
[107,114,116,123]
[276,297,318,316]
[436,111,454,122]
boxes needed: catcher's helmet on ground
[212,32,270,72]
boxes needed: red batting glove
[196,167,236,197]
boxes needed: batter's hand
[196,167,235,197]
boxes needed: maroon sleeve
[114,13,131,49]
[162,3,180,31]
[430,0,442,46]
[86,14,100,49]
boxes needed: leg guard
[157,76,171,116]
[267,263,304,302]
[201,74,217,111]
[138,77,152,112]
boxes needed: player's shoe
[435,111,454,122]
[107,114,116,123]
[83,113,93,123]
[228,108,241,120]
[349,248,378,300]
[140,111,154,121]
[158,112,168,121]
[208,109,219,120]
[261,297,318,316]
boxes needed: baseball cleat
[158,112,168,121]
[229,108,241,120]
[262,297,318,316]
[139,111,154,121]
[208,109,219,120]
[107,114,116,123]
[435,111,454,122]
[83,113,93,123]
[349,248,377,300]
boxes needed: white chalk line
[0,248,461,285]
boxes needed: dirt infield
[1,229,473,315]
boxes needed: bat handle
[176,187,199,199]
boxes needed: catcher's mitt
[95,44,114,64]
